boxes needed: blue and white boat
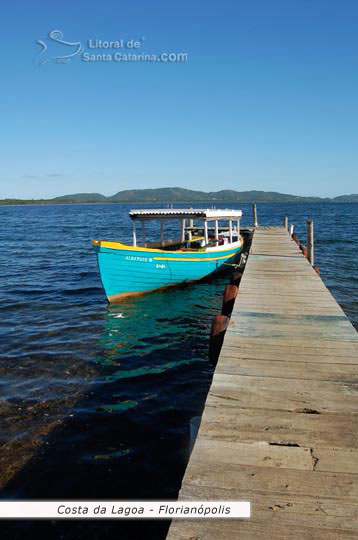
[92,208,243,302]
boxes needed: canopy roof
[129,208,243,220]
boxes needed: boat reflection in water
[94,273,228,426]
[96,278,225,382]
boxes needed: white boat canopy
[129,208,243,220]
[129,208,243,248]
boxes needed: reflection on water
[99,286,215,376]
[0,261,227,539]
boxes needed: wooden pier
[167,226,358,540]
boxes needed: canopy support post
[160,221,164,247]
[142,219,145,246]
[204,221,209,245]
[181,219,185,243]
[188,218,193,241]
[133,220,137,246]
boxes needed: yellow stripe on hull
[153,254,233,262]
[92,240,190,254]
[92,239,243,257]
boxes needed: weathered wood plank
[224,335,358,348]
[221,345,358,362]
[189,439,358,475]
[198,406,358,449]
[216,356,358,381]
[167,485,358,539]
[183,461,358,501]
[190,438,314,471]
[207,373,358,414]
[167,521,358,540]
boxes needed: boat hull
[93,241,243,302]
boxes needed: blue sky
[1,0,358,198]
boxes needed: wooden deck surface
[166,227,358,540]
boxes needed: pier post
[253,204,258,227]
[284,216,288,230]
[222,284,238,316]
[230,271,243,285]
[208,315,229,364]
[289,224,294,236]
[307,219,314,266]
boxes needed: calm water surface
[0,203,357,540]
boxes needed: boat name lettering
[155,264,166,269]
[125,256,153,262]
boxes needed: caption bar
[0,501,250,519]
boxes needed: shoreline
[1,200,357,207]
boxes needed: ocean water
[0,202,357,540]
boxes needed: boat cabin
[129,208,243,251]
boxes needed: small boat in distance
[92,208,244,303]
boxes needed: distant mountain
[1,188,358,204]
[332,194,358,202]
[210,190,329,203]
[52,193,107,202]
[109,188,219,202]
[95,187,355,204]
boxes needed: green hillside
[1,187,358,205]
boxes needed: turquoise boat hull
[92,241,243,302]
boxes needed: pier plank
[198,406,358,449]
[168,485,358,539]
[216,356,358,381]
[167,227,358,539]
